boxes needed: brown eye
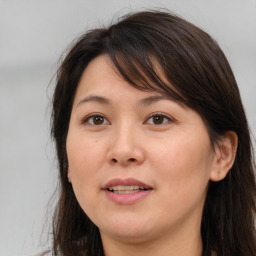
[83,115,109,126]
[146,114,172,125]
[92,116,104,125]
[152,115,164,124]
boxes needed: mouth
[102,178,153,194]
[107,185,150,194]
[102,178,153,204]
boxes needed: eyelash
[145,113,173,125]
[82,113,173,126]
[82,113,110,126]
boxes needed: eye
[145,113,173,125]
[82,114,110,126]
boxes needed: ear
[67,169,72,183]
[210,131,238,182]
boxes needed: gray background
[0,0,255,255]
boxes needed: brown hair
[51,10,256,256]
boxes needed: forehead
[76,54,126,93]
[74,55,180,109]
[75,54,183,104]
[72,55,194,124]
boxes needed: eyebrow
[138,95,173,106]
[76,94,173,108]
[76,95,111,108]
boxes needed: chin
[98,215,154,242]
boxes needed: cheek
[66,134,102,197]
[66,134,106,216]
[66,133,105,179]
[147,135,212,224]
[149,133,212,194]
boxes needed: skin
[66,55,237,256]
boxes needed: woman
[49,10,256,256]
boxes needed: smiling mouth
[107,185,149,194]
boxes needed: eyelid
[144,112,174,125]
[81,113,110,125]
[80,112,174,126]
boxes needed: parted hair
[51,10,256,256]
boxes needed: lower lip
[103,190,152,204]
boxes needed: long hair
[51,10,256,256]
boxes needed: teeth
[113,190,140,194]
[108,185,145,191]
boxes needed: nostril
[110,158,136,164]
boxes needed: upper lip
[102,178,153,190]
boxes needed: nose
[106,123,145,166]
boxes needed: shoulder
[30,250,51,256]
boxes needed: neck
[101,227,203,256]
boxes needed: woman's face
[66,55,216,244]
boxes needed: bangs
[104,21,188,105]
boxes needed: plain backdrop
[0,0,255,255]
